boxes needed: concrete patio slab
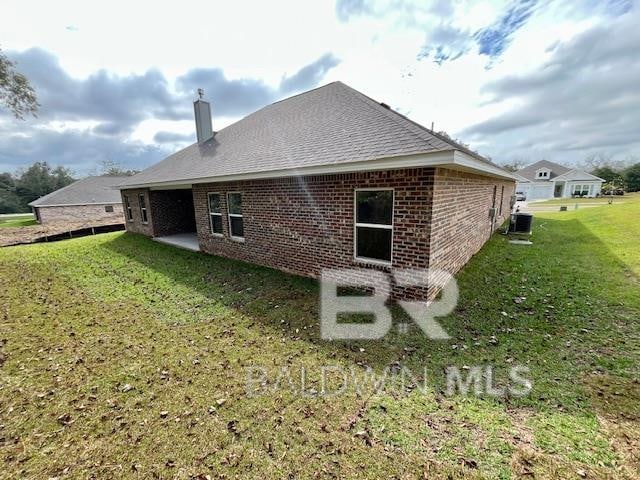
[153,232,200,252]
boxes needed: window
[105,205,114,213]
[536,170,550,179]
[124,195,133,221]
[354,189,393,264]
[208,193,223,235]
[499,186,504,215]
[227,192,244,239]
[139,193,148,223]
[572,184,591,196]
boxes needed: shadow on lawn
[100,216,639,413]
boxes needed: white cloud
[1,0,637,173]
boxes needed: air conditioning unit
[508,213,533,234]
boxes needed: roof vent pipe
[194,88,213,144]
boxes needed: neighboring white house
[515,160,604,200]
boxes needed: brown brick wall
[193,168,435,298]
[36,204,125,225]
[427,168,515,289]
[123,167,515,300]
[121,189,154,236]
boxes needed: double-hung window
[572,184,591,196]
[354,189,393,264]
[139,193,148,224]
[124,195,133,221]
[227,192,244,240]
[208,193,223,235]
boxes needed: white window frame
[139,193,148,224]
[353,188,394,266]
[124,195,133,221]
[227,191,244,242]
[207,192,224,237]
[536,169,550,179]
[572,184,592,196]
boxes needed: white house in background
[515,160,604,200]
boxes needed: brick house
[118,82,515,299]
[29,176,127,225]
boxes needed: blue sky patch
[474,0,538,58]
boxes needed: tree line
[0,160,138,214]
[0,162,75,213]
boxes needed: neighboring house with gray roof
[29,176,127,225]
[118,81,516,300]
[515,160,604,200]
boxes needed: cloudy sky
[1,0,637,174]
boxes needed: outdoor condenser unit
[508,213,533,234]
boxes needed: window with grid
[124,195,133,221]
[354,189,393,263]
[139,193,148,223]
[208,193,223,235]
[227,192,244,239]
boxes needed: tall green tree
[0,46,39,119]
[14,162,75,205]
[0,172,26,213]
[591,166,622,184]
[624,163,640,192]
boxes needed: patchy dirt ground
[0,216,124,246]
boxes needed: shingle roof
[29,176,128,207]
[516,160,571,182]
[119,81,506,187]
[552,170,605,182]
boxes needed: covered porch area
[148,186,197,236]
[153,232,200,252]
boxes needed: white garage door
[528,184,554,200]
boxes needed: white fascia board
[117,151,457,189]
[117,149,515,190]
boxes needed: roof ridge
[270,81,340,106]
[335,82,500,167]
[212,82,342,136]
[335,82,441,148]
[29,175,128,206]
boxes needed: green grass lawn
[0,197,638,478]
[0,213,36,228]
